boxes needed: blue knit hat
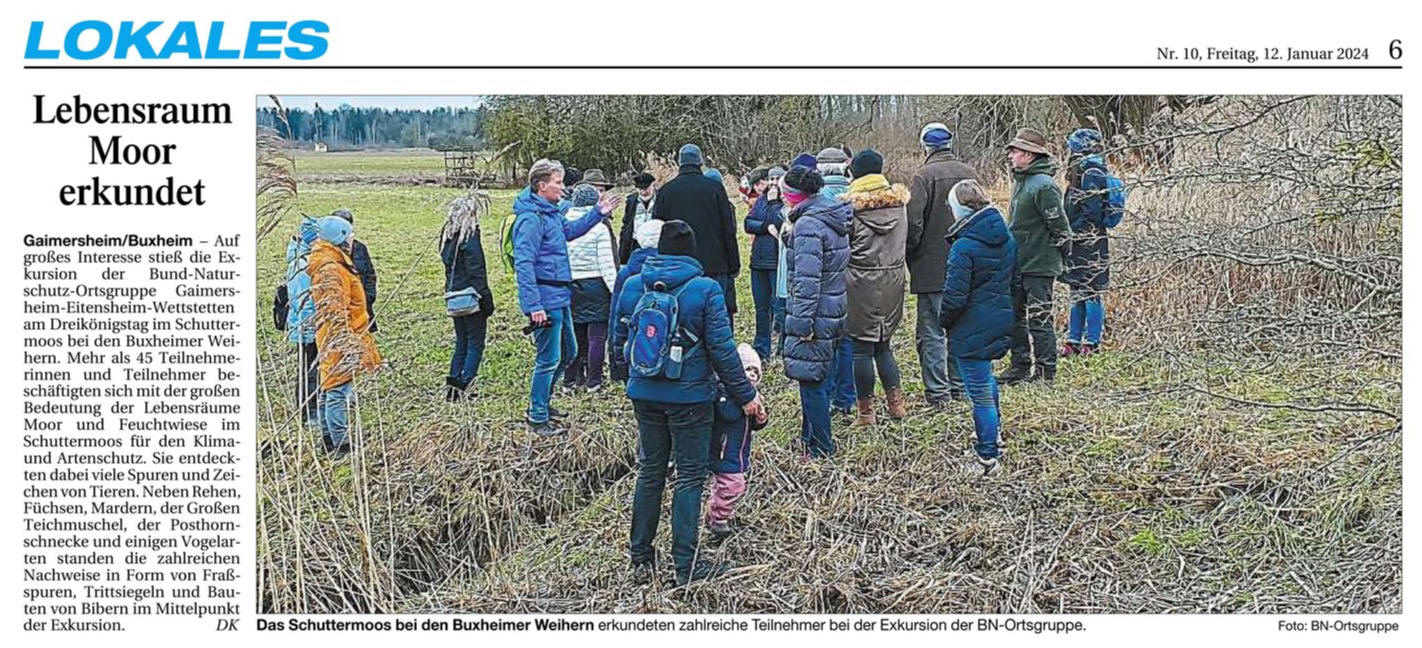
[678,143,704,166]
[920,122,954,150]
[1067,128,1104,154]
[571,183,600,208]
[704,168,724,184]
[316,216,352,246]
[790,152,817,169]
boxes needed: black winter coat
[350,239,379,332]
[652,165,741,277]
[441,233,495,316]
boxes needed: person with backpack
[906,123,980,406]
[440,194,496,402]
[939,180,1017,477]
[283,215,320,427]
[781,165,852,459]
[611,220,766,587]
[743,166,786,360]
[510,159,621,436]
[331,208,379,333]
[999,128,1072,385]
[652,144,741,328]
[564,184,620,392]
[842,149,909,426]
[309,216,382,459]
[1060,128,1117,357]
[610,219,664,383]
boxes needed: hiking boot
[527,419,568,437]
[331,441,352,460]
[1059,342,1080,357]
[1026,366,1056,383]
[548,406,569,420]
[997,364,1033,386]
[1079,343,1098,357]
[884,387,908,420]
[854,397,877,427]
[675,560,731,586]
[321,435,335,453]
[631,560,657,586]
[585,381,605,394]
[963,453,1003,478]
[706,520,734,544]
[444,376,462,402]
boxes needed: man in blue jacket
[511,158,620,436]
[611,221,765,586]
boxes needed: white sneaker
[963,453,1003,477]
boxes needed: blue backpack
[626,281,695,379]
[1086,168,1128,228]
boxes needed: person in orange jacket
[310,216,382,458]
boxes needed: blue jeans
[528,306,576,424]
[449,312,488,384]
[955,358,1001,459]
[629,399,713,573]
[750,269,784,359]
[798,379,835,457]
[1066,291,1105,346]
[826,337,857,411]
[319,381,354,448]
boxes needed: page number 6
[1389,40,1402,60]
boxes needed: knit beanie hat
[947,180,974,220]
[783,165,824,195]
[316,216,352,246]
[570,183,600,208]
[563,167,582,186]
[767,165,788,181]
[848,149,884,178]
[635,219,664,249]
[737,343,762,384]
[658,220,698,257]
[678,143,704,166]
[816,147,850,177]
[1067,128,1104,154]
[790,152,817,169]
[633,172,655,189]
[331,208,354,223]
[920,122,954,150]
[704,168,724,184]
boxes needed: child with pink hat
[706,343,768,542]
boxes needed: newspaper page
[1,1,1414,645]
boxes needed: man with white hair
[906,123,980,406]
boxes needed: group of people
[278,122,1119,586]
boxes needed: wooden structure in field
[443,149,488,187]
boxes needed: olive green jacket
[1009,157,1072,277]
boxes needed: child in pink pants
[706,344,767,541]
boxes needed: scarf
[848,173,890,194]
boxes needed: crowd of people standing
[276,122,1120,585]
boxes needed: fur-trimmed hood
[844,182,910,212]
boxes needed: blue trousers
[956,358,1001,459]
[798,378,835,457]
[319,381,354,448]
[1066,291,1105,346]
[528,306,576,424]
[826,337,857,410]
[750,269,784,359]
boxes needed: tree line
[256,103,490,150]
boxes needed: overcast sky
[257,96,484,110]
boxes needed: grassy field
[255,155,1401,614]
[289,148,447,183]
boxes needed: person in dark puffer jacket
[611,221,766,587]
[939,180,1018,477]
[439,195,496,402]
[781,165,852,459]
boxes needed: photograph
[253,94,1401,614]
